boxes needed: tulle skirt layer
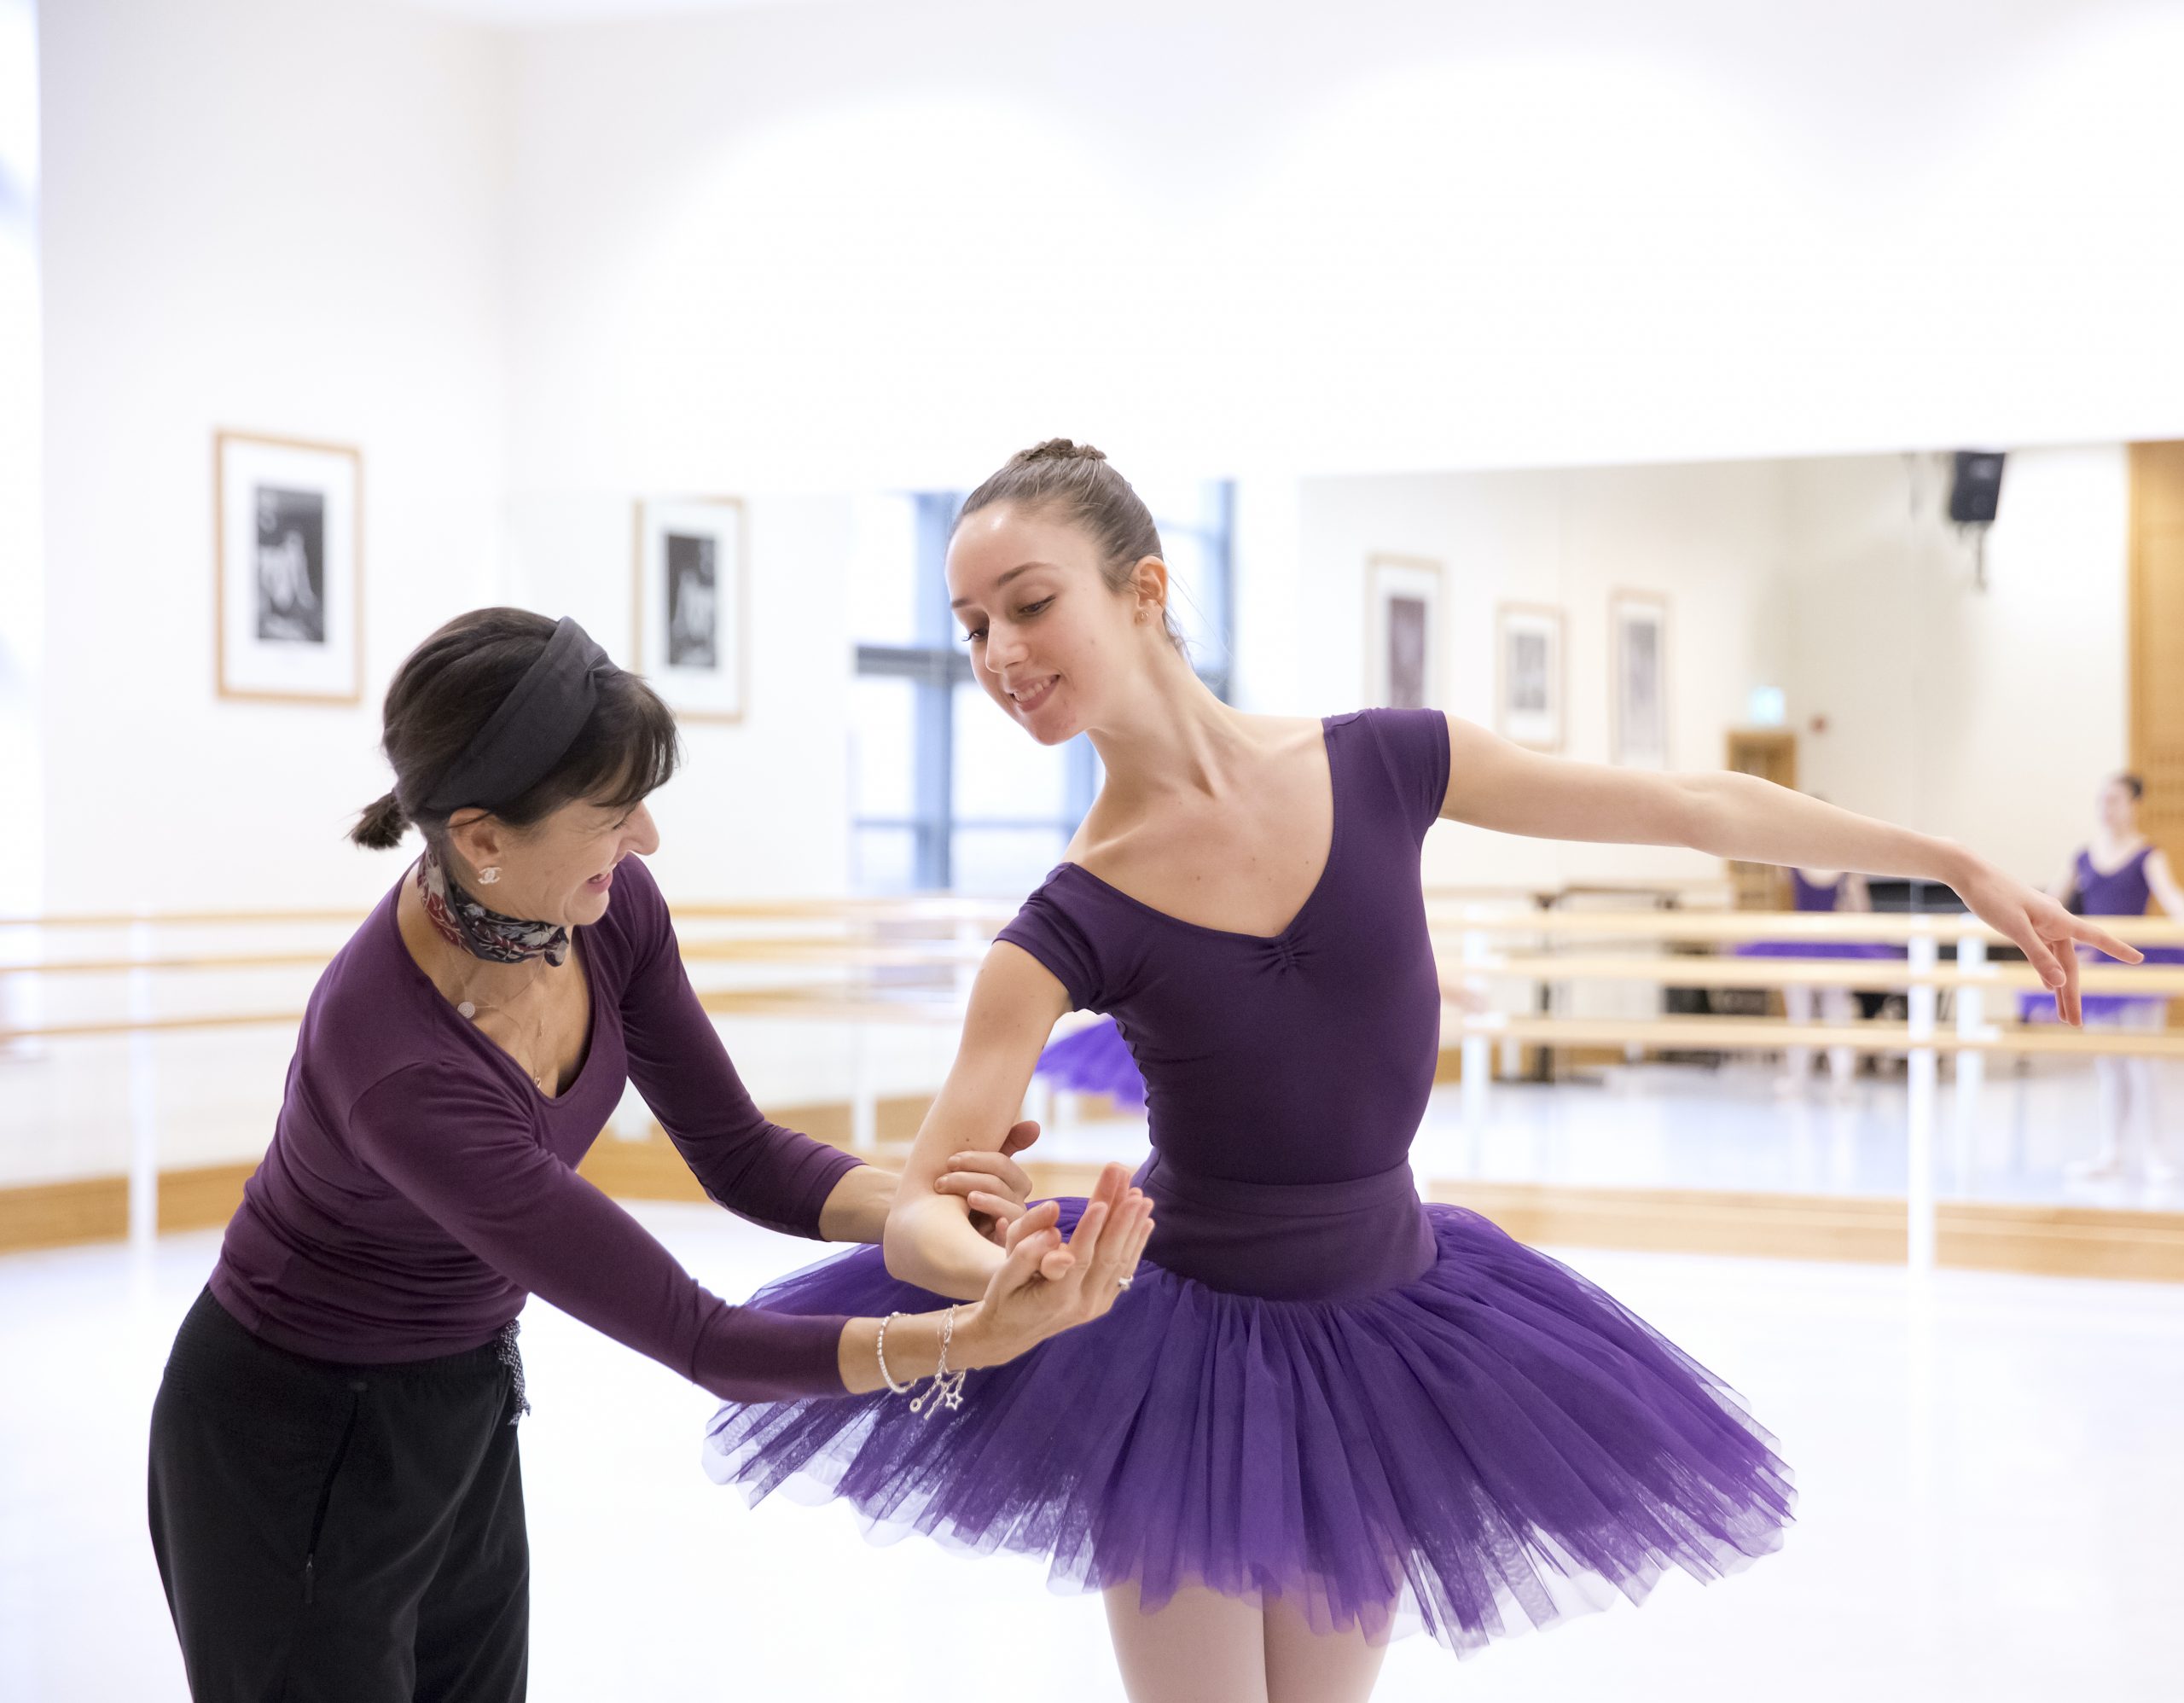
[1032,1016,1147,1110]
[704,1197,1794,1656]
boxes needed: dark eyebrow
[949,561,1058,611]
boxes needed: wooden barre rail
[7,989,2181,1055]
[1427,908,2184,945]
[1478,952,2184,995]
[1452,1014,2184,1058]
[12,907,2183,975]
[0,882,1726,933]
[0,939,990,978]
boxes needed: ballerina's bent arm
[1434,714,2140,1027]
[885,942,1135,1300]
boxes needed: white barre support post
[1905,932,1939,1276]
[127,916,160,1256]
[848,1021,878,1153]
[1952,932,1987,1192]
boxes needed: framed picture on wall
[1366,554,1441,710]
[1495,602,1565,751]
[632,497,746,723]
[214,430,363,704]
[1610,590,1669,767]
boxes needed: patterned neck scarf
[415,845,572,967]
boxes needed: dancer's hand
[934,1119,1042,1246]
[957,1161,1153,1369]
[1953,856,2143,1026]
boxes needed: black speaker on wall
[1949,450,2006,525]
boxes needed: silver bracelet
[875,1311,914,1396]
[909,1304,968,1418]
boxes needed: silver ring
[1116,1275,1134,1290]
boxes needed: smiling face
[445,793,662,931]
[946,502,1165,744]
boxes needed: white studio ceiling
[385,0,835,23]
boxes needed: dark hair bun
[1016,438,1107,465]
[351,788,410,851]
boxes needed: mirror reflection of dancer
[1735,838,1896,1098]
[145,610,1143,1700]
[704,444,2134,1702]
[2022,774,2183,1183]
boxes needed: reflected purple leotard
[2017,845,2183,1022]
[704,709,1793,1655]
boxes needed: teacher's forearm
[816,1163,897,1244]
[1682,772,1981,887]
[882,1193,1004,1301]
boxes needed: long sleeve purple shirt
[209,855,863,1403]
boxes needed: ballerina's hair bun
[954,438,1182,649]
[1014,439,1108,466]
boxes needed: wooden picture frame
[631,497,748,724]
[1609,589,1669,768]
[1495,602,1565,752]
[1365,554,1442,711]
[213,429,363,705]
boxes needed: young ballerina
[705,441,2135,1700]
[2018,773,2183,1183]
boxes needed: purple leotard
[211,855,862,1403]
[706,710,1792,1654]
[2017,845,2181,1021]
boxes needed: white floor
[4,1205,2180,1702]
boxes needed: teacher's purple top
[209,855,863,1402]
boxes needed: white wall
[497,0,2184,492]
[1272,460,1794,888]
[38,0,512,914]
[38,0,2178,913]
[504,485,856,899]
[1781,446,2129,884]
[1,0,40,919]
[1263,446,2129,895]
[15,0,2160,1184]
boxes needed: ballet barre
[8,896,2175,1276]
[1461,953,2184,995]
[1434,907,2184,1273]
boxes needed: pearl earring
[478,866,502,886]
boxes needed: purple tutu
[2016,943,2184,1023]
[1733,940,1902,962]
[1032,1015,1147,1111]
[704,1196,1795,1655]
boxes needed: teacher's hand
[957,1162,1151,1369]
[935,1119,1043,1246]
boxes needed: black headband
[418,617,612,816]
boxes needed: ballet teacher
[147,606,1151,1701]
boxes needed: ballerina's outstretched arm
[884,942,1139,1299]
[1434,713,2142,1027]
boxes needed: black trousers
[148,1288,528,1702]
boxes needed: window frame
[851,483,1234,892]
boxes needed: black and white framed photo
[1496,602,1565,751]
[214,430,362,704]
[633,497,746,723]
[1610,590,1669,768]
[1366,554,1441,711]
